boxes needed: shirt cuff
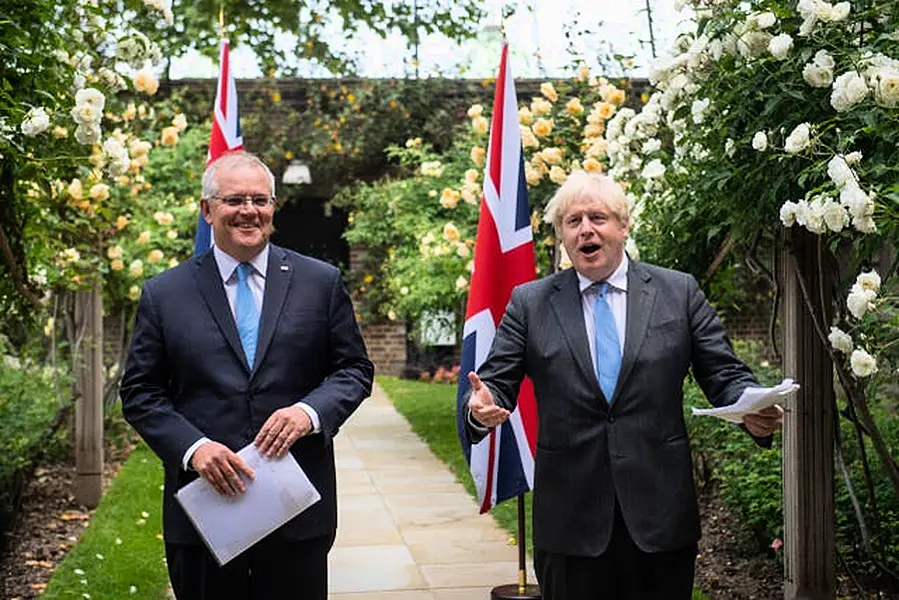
[296,402,321,434]
[467,406,490,434]
[182,437,210,471]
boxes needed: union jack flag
[193,38,243,256]
[456,42,538,513]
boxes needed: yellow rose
[471,116,489,135]
[52,126,68,139]
[137,231,151,245]
[160,126,179,147]
[129,259,144,277]
[147,250,164,264]
[520,127,539,149]
[518,107,534,125]
[129,139,151,157]
[532,118,554,137]
[455,275,469,291]
[440,188,460,209]
[470,146,486,167]
[584,123,605,139]
[168,258,179,268]
[540,82,559,102]
[577,64,591,81]
[530,98,552,116]
[116,215,129,230]
[442,222,461,243]
[122,103,137,121]
[107,245,123,259]
[172,113,188,132]
[585,139,609,157]
[128,285,141,301]
[133,70,159,95]
[606,87,626,106]
[89,183,110,202]
[154,211,174,226]
[467,104,484,118]
[566,98,585,115]
[110,258,124,271]
[583,157,603,173]
[525,163,543,186]
[464,169,479,183]
[549,165,567,184]
[167,230,178,240]
[540,147,564,165]
[596,102,616,120]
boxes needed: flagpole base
[490,584,541,599]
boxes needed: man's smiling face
[560,193,629,282]
[201,162,274,262]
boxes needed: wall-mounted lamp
[282,160,312,185]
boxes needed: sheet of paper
[691,378,799,423]
[175,444,321,566]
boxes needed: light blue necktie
[235,263,260,368]
[593,282,621,403]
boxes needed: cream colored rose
[518,107,534,125]
[440,188,460,209]
[67,178,84,200]
[470,146,486,166]
[133,69,159,95]
[90,183,110,201]
[129,259,144,277]
[467,104,484,119]
[583,158,603,173]
[116,215,130,230]
[520,127,539,148]
[566,98,584,115]
[160,126,179,147]
[464,168,479,183]
[107,245,123,259]
[147,249,164,264]
[596,102,616,120]
[530,98,552,116]
[540,82,559,102]
[442,222,461,243]
[137,231,151,245]
[172,113,188,132]
[471,116,489,135]
[549,165,567,184]
[540,147,564,165]
[128,285,141,301]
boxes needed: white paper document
[175,444,321,565]
[691,378,800,423]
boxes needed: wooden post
[782,229,835,599]
[74,283,104,508]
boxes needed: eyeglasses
[214,194,275,208]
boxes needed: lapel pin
[280,264,289,272]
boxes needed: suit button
[608,416,615,423]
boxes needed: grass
[42,443,169,600]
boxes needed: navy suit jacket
[120,244,374,544]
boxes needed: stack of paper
[691,378,799,423]
[175,444,321,565]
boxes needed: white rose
[779,201,799,227]
[849,348,877,378]
[827,155,855,188]
[725,138,736,157]
[852,215,877,233]
[844,151,862,165]
[784,122,811,153]
[769,34,794,60]
[803,63,834,88]
[691,98,710,124]
[21,107,50,137]
[641,159,666,179]
[822,199,849,232]
[839,184,873,219]
[831,71,869,112]
[805,197,827,234]
[74,124,101,145]
[871,69,899,108]
[846,287,876,319]
[828,326,853,354]
[75,87,106,111]
[754,11,777,29]
[855,270,881,294]
[752,131,768,151]
[812,49,835,69]
[641,138,662,154]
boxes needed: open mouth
[579,243,601,257]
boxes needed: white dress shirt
[181,244,321,470]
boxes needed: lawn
[41,443,169,600]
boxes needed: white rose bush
[603,0,898,581]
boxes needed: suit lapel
[550,270,601,391]
[252,245,291,374]
[193,250,248,371]
[616,262,656,399]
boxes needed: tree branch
[0,222,43,308]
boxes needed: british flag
[456,42,538,513]
[193,38,243,256]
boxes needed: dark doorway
[272,195,349,270]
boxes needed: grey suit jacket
[467,260,759,556]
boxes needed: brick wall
[360,321,407,377]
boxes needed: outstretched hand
[468,372,510,428]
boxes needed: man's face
[560,193,629,282]
[201,163,274,262]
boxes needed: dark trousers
[166,532,335,600]
[534,504,697,600]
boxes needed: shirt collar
[577,253,629,294]
[213,244,270,283]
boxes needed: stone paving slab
[329,382,536,599]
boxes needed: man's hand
[742,404,783,437]
[190,441,255,497]
[255,405,312,458]
[468,372,510,428]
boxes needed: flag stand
[490,494,540,599]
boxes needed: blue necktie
[235,263,260,368]
[593,282,621,402]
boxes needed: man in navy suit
[121,151,374,600]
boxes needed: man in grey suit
[465,171,781,599]
[121,151,373,599]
